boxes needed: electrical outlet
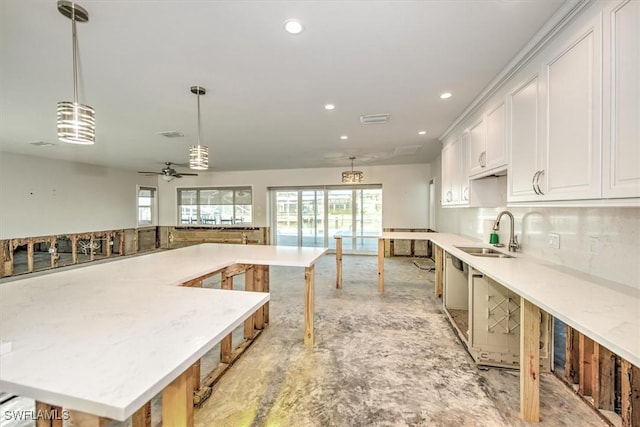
[589,237,599,254]
[547,233,560,249]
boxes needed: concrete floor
[1,255,609,427]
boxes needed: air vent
[29,141,56,147]
[156,131,184,138]
[393,145,421,156]
[360,113,390,124]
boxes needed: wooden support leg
[335,236,342,289]
[255,265,265,330]
[304,264,315,346]
[264,265,270,324]
[131,402,152,427]
[221,273,234,363]
[621,359,640,427]
[520,297,540,422]
[565,325,580,385]
[593,343,614,410]
[119,230,125,256]
[579,333,594,396]
[434,245,443,299]
[377,238,384,293]
[244,266,255,340]
[35,402,63,427]
[190,360,201,394]
[162,368,194,427]
[67,410,110,427]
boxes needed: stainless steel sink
[454,246,514,258]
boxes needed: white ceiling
[1,0,566,174]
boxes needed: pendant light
[57,1,95,145]
[342,157,364,183]
[189,86,209,170]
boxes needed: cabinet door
[508,75,542,202]
[542,17,602,200]
[441,137,461,206]
[603,0,640,198]
[460,131,470,203]
[468,118,486,176]
[485,102,507,171]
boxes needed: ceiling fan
[137,162,198,182]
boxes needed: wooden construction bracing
[161,226,270,249]
[382,228,433,258]
[0,229,127,278]
[564,324,639,426]
[178,262,270,409]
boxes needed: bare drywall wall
[157,163,431,229]
[0,152,157,239]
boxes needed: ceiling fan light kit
[137,162,198,182]
[56,1,95,145]
[189,86,209,171]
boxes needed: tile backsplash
[437,206,640,289]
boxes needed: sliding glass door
[272,186,382,253]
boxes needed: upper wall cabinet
[508,13,602,203]
[508,75,542,202]
[602,0,640,199]
[441,134,464,206]
[540,13,602,201]
[468,103,507,178]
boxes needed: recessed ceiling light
[340,135,348,140]
[418,131,427,135]
[325,104,335,110]
[440,92,452,99]
[284,19,304,35]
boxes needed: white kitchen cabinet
[441,134,468,206]
[469,103,507,178]
[508,75,543,202]
[508,13,602,202]
[602,0,640,199]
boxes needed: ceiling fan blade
[137,171,161,175]
[179,173,199,176]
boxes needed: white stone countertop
[0,243,327,420]
[380,231,640,368]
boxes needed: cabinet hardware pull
[532,171,541,195]
[535,170,545,195]
[446,191,453,203]
[463,186,469,201]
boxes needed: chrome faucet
[493,210,520,252]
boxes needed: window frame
[137,185,157,226]
[176,186,253,226]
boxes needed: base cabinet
[442,255,552,370]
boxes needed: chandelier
[342,157,363,183]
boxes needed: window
[271,185,382,253]
[177,187,252,225]
[137,186,156,226]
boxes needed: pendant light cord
[71,9,78,104]
[196,90,202,145]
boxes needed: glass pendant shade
[342,157,363,183]
[341,170,364,183]
[189,144,209,170]
[57,1,94,145]
[189,85,210,170]
[57,101,95,144]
